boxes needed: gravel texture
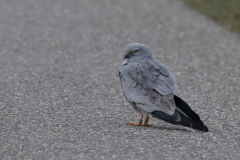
[0,0,240,159]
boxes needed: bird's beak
[124,52,130,59]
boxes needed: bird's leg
[129,115,153,127]
[129,114,143,126]
[143,116,153,127]
[139,114,143,124]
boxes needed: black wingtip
[204,126,209,132]
[174,95,202,123]
[152,110,208,132]
[174,95,209,132]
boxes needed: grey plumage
[119,43,208,132]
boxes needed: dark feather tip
[204,126,209,132]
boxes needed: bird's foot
[129,122,153,127]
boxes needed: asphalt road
[0,0,240,159]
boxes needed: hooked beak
[124,52,130,59]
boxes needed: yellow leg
[129,114,143,126]
[143,116,153,127]
[129,115,153,127]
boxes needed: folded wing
[119,60,178,115]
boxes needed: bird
[119,43,208,132]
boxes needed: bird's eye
[133,50,139,53]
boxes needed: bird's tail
[151,96,208,132]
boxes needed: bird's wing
[119,59,178,115]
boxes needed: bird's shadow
[151,125,191,132]
[122,123,192,132]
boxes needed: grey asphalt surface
[0,0,240,159]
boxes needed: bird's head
[124,43,152,61]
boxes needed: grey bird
[119,43,208,132]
